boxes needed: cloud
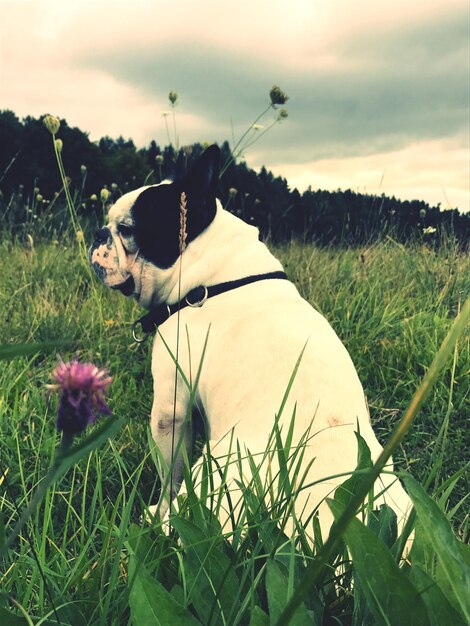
[75,3,467,161]
[269,136,468,210]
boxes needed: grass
[0,231,469,625]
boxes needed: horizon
[2,107,468,215]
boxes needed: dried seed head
[43,114,60,135]
[179,191,187,253]
[269,85,289,107]
[169,91,178,105]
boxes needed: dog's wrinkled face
[89,145,220,308]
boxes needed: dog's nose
[94,227,110,244]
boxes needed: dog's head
[89,145,220,308]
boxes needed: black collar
[132,270,288,342]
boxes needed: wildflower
[55,139,63,153]
[34,187,40,195]
[423,226,437,235]
[419,208,426,218]
[229,188,237,198]
[48,360,112,437]
[161,111,170,117]
[155,155,164,164]
[36,194,43,202]
[277,108,288,120]
[90,194,98,201]
[111,182,118,190]
[43,114,60,135]
[169,91,178,105]
[80,164,87,174]
[76,230,85,243]
[100,188,110,203]
[269,85,289,107]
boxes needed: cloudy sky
[1,0,468,211]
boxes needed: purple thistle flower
[48,359,112,436]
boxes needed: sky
[1,0,468,212]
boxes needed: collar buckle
[185,285,208,308]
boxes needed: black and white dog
[89,145,411,540]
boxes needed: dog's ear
[131,145,220,269]
[182,144,220,225]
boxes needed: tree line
[0,110,468,245]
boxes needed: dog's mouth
[111,275,135,296]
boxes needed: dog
[89,145,412,542]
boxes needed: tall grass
[0,232,468,625]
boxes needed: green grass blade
[408,566,467,626]
[0,605,31,625]
[266,559,317,626]
[248,606,269,626]
[128,555,202,626]
[328,498,430,626]
[170,515,241,626]
[54,417,126,477]
[0,341,73,360]
[403,474,470,622]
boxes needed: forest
[1,109,468,245]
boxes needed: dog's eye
[118,223,134,237]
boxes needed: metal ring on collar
[132,320,148,343]
[185,285,208,308]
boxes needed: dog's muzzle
[88,227,111,267]
[89,227,136,297]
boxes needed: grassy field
[0,232,469,625]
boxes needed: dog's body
[90,146,412,540]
